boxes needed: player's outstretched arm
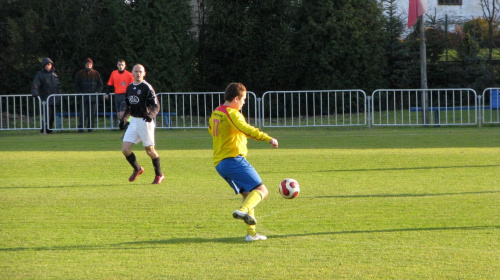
[269,138,278,148]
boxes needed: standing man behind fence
[31,57,62,134]
[106,59,133,129]
[75,58,103,133]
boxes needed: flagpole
[420,16,429,125]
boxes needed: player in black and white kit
[121,64,164,184]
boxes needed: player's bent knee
[256,185,269,199]
[144,146,158,158]
[122,143,133,156]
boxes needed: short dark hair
[224,83,246,102]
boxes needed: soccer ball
[279,178,300,199]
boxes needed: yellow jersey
[208,105,272,166]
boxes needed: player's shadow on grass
[1,225,497,251]
[267,225,499,240]
[316,164,499,173]
[314,190,500,199]
[2,184,133,189]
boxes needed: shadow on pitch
[0,184,141,189]
[266,225,499,239]
[315,164,500,173]
[314,190,500,199]
[1,225,497,252]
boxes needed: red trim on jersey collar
[215,105,253,138]
[215,105,229,113]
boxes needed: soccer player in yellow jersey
[208,82,279,242]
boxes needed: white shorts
[123,117,156,147]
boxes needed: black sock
[152,157,162,176]
[126,153,140,171]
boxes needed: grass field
[441,48,500,61]
[0,127,499,279]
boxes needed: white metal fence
[260,90,368,127]
[371,89,478,126]
[0,94,41,131]
[156,92,258,129]
[0,92,258,131]
[481,88,500,124]
[46,93,116,131]
[1,89,498,132]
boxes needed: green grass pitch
[0,127,499,279]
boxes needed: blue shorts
[215,155,262,195]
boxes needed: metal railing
[1,89,498,132]
[371,89,478,126]
[155,92,258,129]
[46,93,116,131]
[260,90,368,127]
[481,88,500,124]
[0,92,258,131]
[0,94,41,131]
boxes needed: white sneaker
[232,210,257,225]
[245,233,267,242]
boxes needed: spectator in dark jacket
[31,57,62,134]
[75,58,103,132]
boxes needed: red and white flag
[408,0,427,28]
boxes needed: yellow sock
[239,190,263,213]
[247,208,256,236]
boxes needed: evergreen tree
[1,0,196,94]
[116,0,197,91]
[293,0,387,92]
[2,0,120,93]
[198,0,297,93]
[381,0,416,89]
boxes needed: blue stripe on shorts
[215,155,262,194]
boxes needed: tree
[115,0,197,91]
[293,0,387,92]
[479,0,500,64]
[2,0,120,94]
[198,0,297,93]
[0,0,196,94]
[381,0,416,89]
[1,0,68,94]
